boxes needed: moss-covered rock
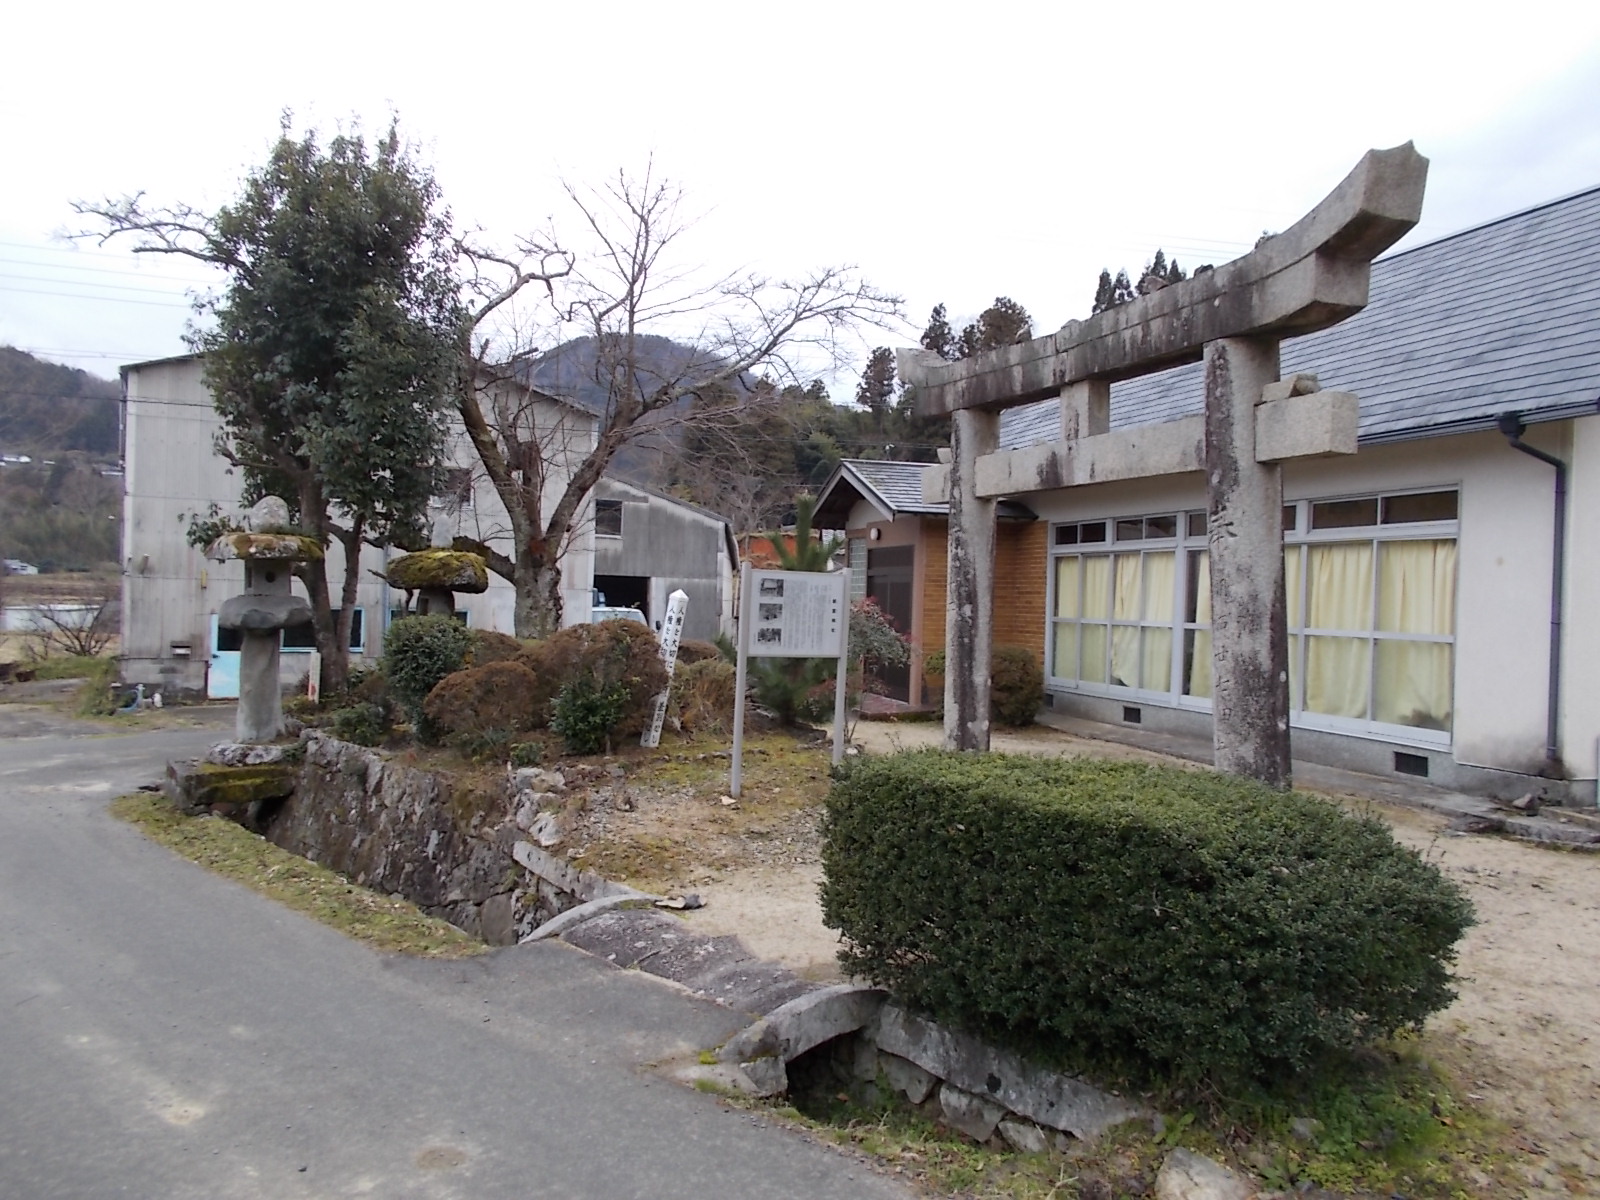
[164,759,297,817]
[206,532,325,562]
[386,549,489,593]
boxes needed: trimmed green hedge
[820,752,1474,1087]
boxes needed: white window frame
[281,607,366,654]
[1046,488,1460,749]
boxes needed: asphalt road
[0,717,911,1200]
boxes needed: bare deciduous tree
[24,587,118,659]
[455,166,903,636]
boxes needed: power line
[0,253,217,286]
[0,271,206,298]
[0,284,192,308]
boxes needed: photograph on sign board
[759,603,782,622]
[759,578,784,597]
[756,627,782,645]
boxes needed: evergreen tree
[1092,269,1118,315]
[76,119,462,689]
[920,303,958,362]
[958,296,1033,358]
[854,347,897,416]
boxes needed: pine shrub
[676,638,723,665]
[550,678,630,755]
[821,752,1474,1089]
[326,701,389,747]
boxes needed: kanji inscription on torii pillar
[898,144,1428,787]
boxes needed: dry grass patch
[111,793,484,958]
[565,731,836,892]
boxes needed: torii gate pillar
[1205,337,1290,786]
[946,408,999,750]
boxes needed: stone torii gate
[898,144,1428,787]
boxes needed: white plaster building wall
[123,360,603,697]
[124,357,393,691]
[1025,426,1589,785]
[122,358,238,693]
[449,390,598,631]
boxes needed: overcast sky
[4,1,1599,392]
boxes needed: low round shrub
[382,615,473,741]
[676,639,723,666]
[516,621,667,734]
[422,660,539,739]
[551,678,631,755]
[669,658,737,733]
[920,646,1041,726]
[467,629,525,666]
[992,645,1043,726]
[450,726,517,763]
[508,740,544,768]
[326,701,390,747]
[821,752,1475,1089]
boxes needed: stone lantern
[207,497,323,743]
[385,548,489,618]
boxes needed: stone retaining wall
[239,733,612,944]
[167,734,649,945]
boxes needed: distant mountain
[519,334,756,485]
[0,347,121,456]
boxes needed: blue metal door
[208,614,241,699]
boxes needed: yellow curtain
[1375,643,1453,729]
[1307,543,1372,631]
[1186,552,1212,697]
[1110,555,1141,687]
[1374,540,1456,729]
[1285,545,1302,628]
[1284,547,1303,707]
[1377,540,1456,635]
[1141,553,1175,690]
[1304,543,1373,719]
[1052,624,1078,680]
[1054,557,1080,619]
[1080,556,1111,683]
[1305,638,1370,718]
[1082,556,1111,620]
[1081,624,1108,684]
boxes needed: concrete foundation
[1041,691,1600,807]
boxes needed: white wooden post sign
[731,564,851,797]
[641,589,688,748]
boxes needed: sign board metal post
[730,564,850,797]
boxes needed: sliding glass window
[1048,490,1458,743]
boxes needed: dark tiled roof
[848,459,945,513]
[813,460,946,526]
[815,458,1039,525]
[1000,185,1600,450]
